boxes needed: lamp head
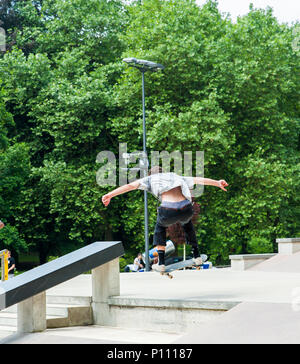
[123,58,164,72]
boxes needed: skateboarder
[102,167,228,273]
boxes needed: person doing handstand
[102,167,228,273]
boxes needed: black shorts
[153,201,197,247]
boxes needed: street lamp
[123,57,164,271]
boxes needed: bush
[247,236,274,254]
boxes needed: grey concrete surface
[0,325,182,344]
[230,253,276,271]
[176,302,300,344]
[277,238,300,255]
[249,251,300,273]
[2,253,300,344]
[92,258,120,326]
[46,268,300,305]
[17,292,46,333]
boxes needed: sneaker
[152,264,166,273]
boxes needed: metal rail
[0,241,124,310]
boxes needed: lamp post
[123,58,164,271]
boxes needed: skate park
[0,237,300,344]
[0,0,299,347]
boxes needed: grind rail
[0,241,124,333]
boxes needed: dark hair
[148,166,162,175]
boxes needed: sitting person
[125,253,145,272]
[134,253,145,271]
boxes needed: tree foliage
[111,0,299,263]
[0,0,299,265]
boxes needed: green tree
[0,143,31,258]
[0,81,29,257]
[111,0,300,263]
[0,0,128,261]
[0,86,14,150]
[0,0,299,266]
[0,0,44,53]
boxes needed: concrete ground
[1,255,300,344]
[1,325,181,344]
[176,301,300,344]
[46,268,300,305]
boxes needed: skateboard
[160,255,208,279]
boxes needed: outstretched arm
[102,180,141,207]
[194,177,228,191]
[0,221,4,229]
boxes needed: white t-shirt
[133,257,140,271]
[138,173,195,202]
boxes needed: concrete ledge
[277,238,300,255]
[108,297,239,311]
[106,296,240,333]
[276,238,300,243]
[230,254,276,271]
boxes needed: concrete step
[0,313,17,327]
[46,306,92,328]
[0,304,92,330]
[46,315,69,328]
[0,312,69,327]
[2,295,92,311]
[46,295,91,306]
[47,304,71,317]
[2,303,69,317]
[0,325,17,333]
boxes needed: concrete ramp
[249,251,300,273]
[176,302,300,344]
[176,247,300,344]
